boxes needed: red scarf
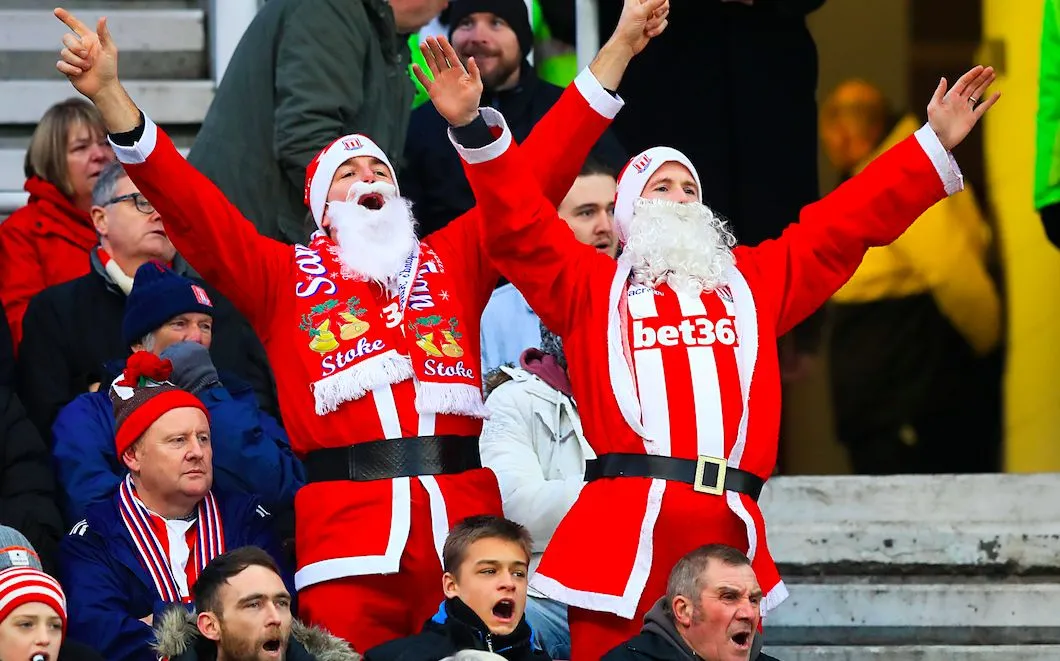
[295,232,486,418]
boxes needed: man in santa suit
[50,0,669,650]
[423,42,1000,658]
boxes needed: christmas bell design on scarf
[300,297,373,354]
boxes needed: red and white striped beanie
[613,147,702,243]
[0,567,67,633]
[303,134,398,231]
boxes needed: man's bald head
[820,79,892,172]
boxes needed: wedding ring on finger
[969,97,978,106]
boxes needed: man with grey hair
[17,161,277,445]
[603,544,777,661]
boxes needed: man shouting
[424,38,999,658]
[51,1,668,651]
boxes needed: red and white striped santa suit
[451,108,963,659]
[105,68,623,652]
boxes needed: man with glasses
[17,160,278,448]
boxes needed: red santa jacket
[0,177,97,349]
[454,111,962,618]
[106,68,623,589]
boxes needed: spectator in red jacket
[0,98,114,348]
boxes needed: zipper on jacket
[486,633,494,652]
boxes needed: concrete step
[0,0,197,8]
[0,8,206,79]
[0,80,213,125]
[765,580,1060,645]
[0,9,204,52]
[765,646,1060,660]
[760,474,1060,573]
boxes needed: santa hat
[0,567,67,634]
[613,147,702,243]
[304,134,398,230]
[123,261,214,348]
[109,351,210,458]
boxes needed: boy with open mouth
[365,515,548,661]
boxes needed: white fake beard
[623,198,737,297]
[326,181,418,286]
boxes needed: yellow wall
[983,0,1060,470]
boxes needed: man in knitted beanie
[59,351,290,661]
[54,0,665,649]
[51,261,303,526]
[404,0,627,236]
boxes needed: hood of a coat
[153,606,361,661]
[640,598,698,661]
[22,176,96,246]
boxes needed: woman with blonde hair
[0,98,113,348]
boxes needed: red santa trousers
[567,487,753,660]
[298,478,444,652]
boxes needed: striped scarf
[117,475,225,602]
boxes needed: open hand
[53,8,119,101]
[609,0,670,58]
[412,37,483,127]
[927,65,1000,150]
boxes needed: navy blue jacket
[52,373,304,525]
[60,487,291,661]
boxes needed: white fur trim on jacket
[913,122,964,196]
[448,107,512,165]
[108,114,159,165]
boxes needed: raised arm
[53,8,289,330]
[414,0,668,322]
[451,114,607,337]
[744,66,1000,336]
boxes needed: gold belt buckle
[693,455,727,495]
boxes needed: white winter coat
[480,365,596,594]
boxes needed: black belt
[584,453,764,501]
[304,435,481,483]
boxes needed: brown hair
[194,546,283,615]
[579,155,617,180]
[442,515,532,575]
[23,98,107,197]
[665,544,751,618]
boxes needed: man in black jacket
[365,515,548,661]
[603,545,778,661]
[16,161,277,443]
[0,306,64,575]
[402,0,627,236]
